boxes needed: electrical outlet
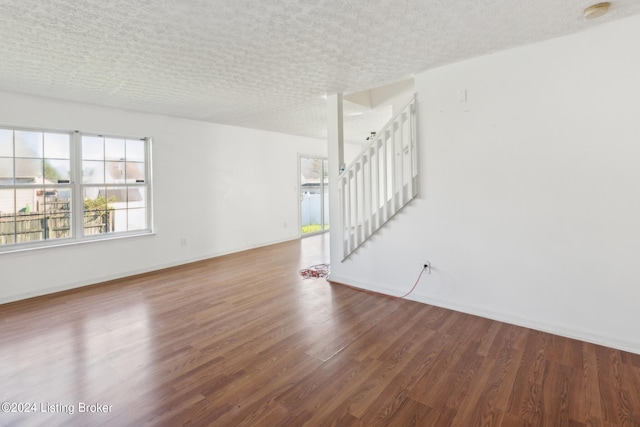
[423,261,431,273]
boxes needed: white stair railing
[340,97,417,260]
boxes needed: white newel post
[327,93,345,265]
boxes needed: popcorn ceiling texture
[0,0,639,140]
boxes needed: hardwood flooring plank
[450,355,504,425]
[484,323,528,361]
[340,299,425,362]
[346,328,438,419]
[505,329,549,425]
[476,320,504,357]
[304,294,403,361]
[412,341,483,410]
[356,332,451,425]
[288,357,383,423]
[201,354,323,426]
[621,352,640,369]
[443,346,485,412]
[595,345,640,426]
[383,397,436,426]
[453,321,523,425]
[583,342,607,427]
[542,361,572,426]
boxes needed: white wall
[330,15,640,354]
[344,141,368,165]
[0,91,326,303]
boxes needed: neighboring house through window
[0,127,152,250]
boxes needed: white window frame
[0,125,153,253]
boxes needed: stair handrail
[339,95,417,260]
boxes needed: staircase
[339,96,417,260]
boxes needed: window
[81,135,149,235]
[0,126,152,251]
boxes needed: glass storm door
[300,157,329,235]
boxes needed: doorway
[300,156,329,235]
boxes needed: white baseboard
[328,274,640,355]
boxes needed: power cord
[396,264,429,299]
[301,262,430,300]
[300,264,330,279]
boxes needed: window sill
[0,231,156,256]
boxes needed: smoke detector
[584,2,611,19]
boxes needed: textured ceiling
[1,0,639,141]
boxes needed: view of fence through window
[0,129,72,245]
[0,127,150,249]
[81,135,147,235]
[300,157,329,235]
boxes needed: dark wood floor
[1,233,639,426]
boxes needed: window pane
[105,161,125,183]
[44,159,70,182]
[105,138,125,161]
[125,162,145,182]
[113,206,128,232]
[15,131,43,158]
[0,188,14,213]
[101,187,127,203]
[83,187,109,235]
[127,187,147,231]
[46,210,72,240]
[37,187,64,210]
[15,188,35,214]
[0,188,15,245]
[102,187,126,233]
[83,160,105,183]
[129,186,146,208]
[126,139,145,162]
[44,133,70,159]
[15,158,43,183]
[83,186,102,201]
[0,158,14,183]
[0,129,13,157]
[15,188,42,243]
[127,208,146,231]
[82,136,104,160]
[56,187,72,202]
[43,187,72,240]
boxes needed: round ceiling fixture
[584,2,611,19]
